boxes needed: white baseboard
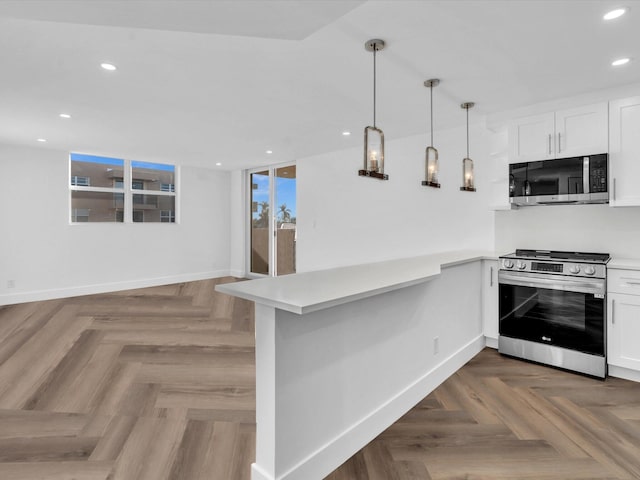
[485,336,498,349]
[608,364,640,383]
[251,464,272,480]
[268,334,485,480]
[229,269,246,278]
[0,270,231,306]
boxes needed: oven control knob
[516,261,526,270]
[503,259,514,269]
[569,265,580,274]
[584,266,596,276]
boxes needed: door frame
[246,161,296,278]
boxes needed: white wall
[495,204,640,257]
[0,144,231,305]
[295,124,495,272]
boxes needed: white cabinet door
[508,113,555,163]
[608,293,640,371]
[508,103,608,164]
[482,260,499,345]
[609,96,640,207]
[555,103,608,158]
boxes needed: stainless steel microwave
[509,153,608,206]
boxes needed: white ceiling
[0,0,639,170]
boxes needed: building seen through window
[69,153,176,223]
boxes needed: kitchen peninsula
[216,250,499,480]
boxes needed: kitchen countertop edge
[216,250,502,315]
[608,258,640,270]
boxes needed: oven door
[498,271,605,356]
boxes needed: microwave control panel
[589,154,608,193]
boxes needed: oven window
[499,283,604,355]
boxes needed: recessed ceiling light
[36,138,46,142]
[59,113,71,119]
[215,162,222,166]
[604,8,626,20]
[266,150,273,154]
[101,63,117,71]
[612,57,631,66]
[342,131,351,136]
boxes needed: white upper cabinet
[555,103,608,158]
[508,113,555,162]
[609,96,640,207]
[508,102,608,163]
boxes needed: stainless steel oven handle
[499,272,605,294]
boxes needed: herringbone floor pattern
[1,278,640,479]
[0,277,256,480]
[328,349,640,480]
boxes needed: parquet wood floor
[2,279,640,479]
[0,278,256,480]
[328,349,640,480]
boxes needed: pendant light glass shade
[422,79,440,187]
[359,39,388,180]
[460,102,476,192]
[364,126,384,173]
[425,146,439,186]
[462,157,475,190]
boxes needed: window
[71,176,90,186]
[70,154,125,223]
[133,210,144,223]
[71,208,90,222]
[70,153,177,224]
[160,210,175,223]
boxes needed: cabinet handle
[490,267,494,287]
[611,299,615,325]
[557,133,561,153]
[622,280,640,286]
[548,134,552,155]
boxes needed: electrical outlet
[433,336,439,355]
[7,280,15,289]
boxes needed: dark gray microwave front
[509,153,608,206]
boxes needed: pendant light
[460,102,476,192]
[422,78,440,188]
[359,39,388,180]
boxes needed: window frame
[69,154,178,225]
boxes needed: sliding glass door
[249,164,296,276]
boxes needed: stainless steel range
[498,249,610,378]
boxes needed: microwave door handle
[583,157,590,194]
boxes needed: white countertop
[608,258,640,270]
[215,250,500,314]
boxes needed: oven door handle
[498,272,605,295]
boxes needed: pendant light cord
[429,84,433,147]
[373,46,377,128]
[466,106,470,158]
